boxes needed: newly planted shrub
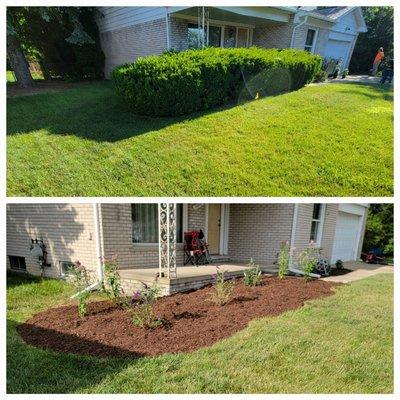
[102,256,124,308]
[69,261,93,317]
[210,267,235,306]
[112,47,322,116]
[278,242,291,279]
[298,245,320,281]
[127,283,163,329]
[243,259,262,286]
[335,259,344,270]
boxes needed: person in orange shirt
[372,47,384,75]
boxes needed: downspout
[290,15,308,49]
[289,204,299,267]
[165,7,170,50]
[71,203,104,299]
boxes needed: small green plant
[69,261,92,317]
[335,259,344,270]
[341,68,349,79]
[298,246,319,281]
[313,69,327,82]
[210,267,235,306]
[102,256,124,307]
[244,259,262,286]
[128,283,163,329]
[278,242,291,279]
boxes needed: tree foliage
[363,204,393,255]
[7,7,104,81]
[350,6,393,73]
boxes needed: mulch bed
[329,268,354,276]
[17,276,339,359]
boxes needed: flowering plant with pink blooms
[127,282,163,329]
[298,241,321,281]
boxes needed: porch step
[209,255,232,263]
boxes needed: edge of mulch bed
[17,276,341,359]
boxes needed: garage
[324,39,352,63]
[331,205,367,263]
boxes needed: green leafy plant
[243,259,262,286]
[298,246,320,281]
[102,256,124,308]
[341,68,349,78]
[335,259,344,270]
[313,69,327,82]
[210,267,235,306]
[69,261,92,317]
[112,47,322,116]
[127,283,163,329]
[278,242,291,279]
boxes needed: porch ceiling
[172,6,293,27]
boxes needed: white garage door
[331,212,361,262]
[324,39,352,63]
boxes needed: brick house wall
[6,203,351,281]
[100,203,162,269]
[252,20,293,49]
[100,18,168,78]
[228,204,295,264]
[6,204,97,278]
[169,17,189,51]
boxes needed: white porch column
[158,203,177,278]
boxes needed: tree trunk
[6,33,34,88]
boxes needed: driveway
[312,74,392,86]
[322,261,393,283]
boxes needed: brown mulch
[329,268,354,276]
[17,276,340,359]
[7,80,100,98]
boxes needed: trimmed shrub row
[112,47,322,117]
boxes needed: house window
[8,255,26,270]
[223,26,237,48]
[188,23,204,49]
[304,29,317,52]
[59,261,75,276]
[188,23,221,48]
[132,204,183,244]
[310,204,324,244]
[208,25,221,47]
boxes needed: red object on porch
[183,231,212,266]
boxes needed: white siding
[96,6,189,33]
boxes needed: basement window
[59,261,75,277]
[8,255,26,270]
[131,204,183,244]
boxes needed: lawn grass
[7,272,393,394]
[7,81,393,196]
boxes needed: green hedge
[112,47,322,116]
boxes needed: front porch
[119,262,279,296]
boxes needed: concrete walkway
[322,261,393,284]
[311,74,392,87]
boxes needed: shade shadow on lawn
[7,319,134,394]
[6,81,244,142]
[6,80,307,143]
